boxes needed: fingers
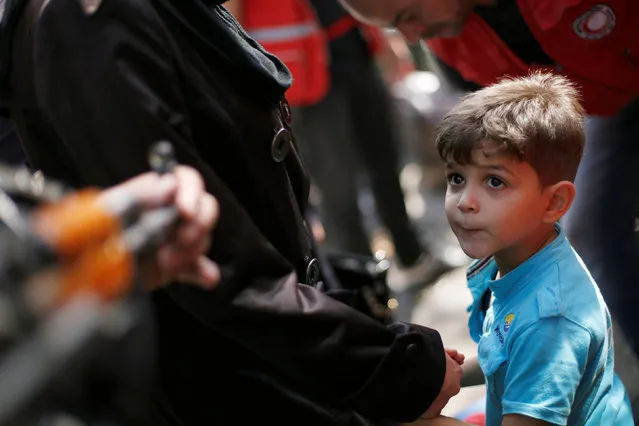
[174,165,205,220]
[145,255,220,291]
[134,174,178,208]
[151,166,219,287]
[445,348,465,365]
[116,166,221,290]
[157,190,217,273]
[99,173,177,210]
[102,165,206,214]
[155,247,220,289]
[452,353,465,365]
[177,256,221,289]
[176,192,219,249]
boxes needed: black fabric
[0,116,25,165]
[308,0,371,78]
[475,0,553,67]
[0,0,291,108]
[0,0,28,112]
[187,0,292,103]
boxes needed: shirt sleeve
[31,0,446,421]
[502,317,591,425]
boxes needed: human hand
[419,352,463,419]
[445,348,465,365]
[100,166,220,290]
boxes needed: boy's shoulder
[468,248,603,319]
[523,248,608,336]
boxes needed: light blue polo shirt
[466,225,633,426]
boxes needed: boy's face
[444,144,549,261]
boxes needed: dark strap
[480,288,492,314]
[324,15,358,41]
[475,0,554,66]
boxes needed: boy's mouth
[457,226,484,236]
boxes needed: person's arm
[33,0,446,421]
[460,356,485,387]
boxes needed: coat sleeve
[32,0,445,421]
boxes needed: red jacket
[427,0,639,116]
[241,0,384,106]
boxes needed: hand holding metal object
[23,141,182,310]
[0,141,183,425]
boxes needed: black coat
[2,0,445,424]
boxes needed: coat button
[305,258,321,286]
[406,343,418,356]
[280,99,292,126]
[271,128,291,163]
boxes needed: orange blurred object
[29,188,135,306]
[31,189,121,259]
[55,235,134,305]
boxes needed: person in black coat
[0,0,461,424]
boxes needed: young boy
[418,72,634,425]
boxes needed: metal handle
[126,141,181,254]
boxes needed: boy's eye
[487,176,505,188]
[447,173,464,185]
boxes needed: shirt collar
[468,223,569,301]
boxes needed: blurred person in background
[228,0,455,305]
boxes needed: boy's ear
[542,181,576,224]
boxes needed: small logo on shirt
[573,4,616,40]
[504,313,515,333]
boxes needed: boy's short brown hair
[436,71,585,185]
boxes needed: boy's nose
[457,189,479,213]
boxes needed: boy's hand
[445,348,465,365]
[419,352,463,419]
